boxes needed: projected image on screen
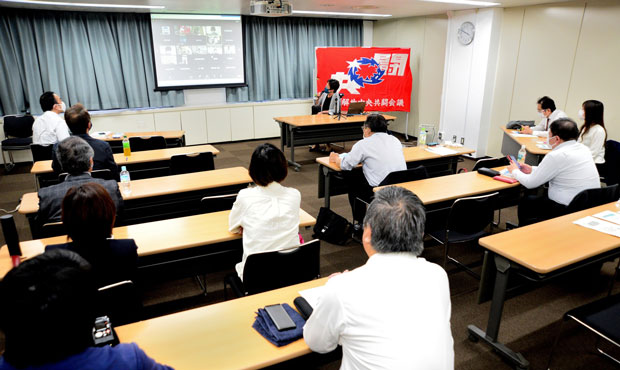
[150,14,245,89]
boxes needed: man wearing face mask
[508,118,599,226]
[32,91,71,145]
[329,114,405,228]
[521,96,566,137]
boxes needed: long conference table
[316,145,475,208]
[274,114,396,171]
[0,209,316,280]
[91,130,186,153]
[468,202,620,369]
[375,167,522,229]
[117,277,328,370]
[19,167,253,237]
[31,144,220,186]
[500,127,551,165]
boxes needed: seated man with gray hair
[303,186,454,370]
[38,136,122,224]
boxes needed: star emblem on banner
[347,57,385,87]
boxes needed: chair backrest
[30,144,54,162]
[97,280,142,325]
[39,222,66,238]
[447,192,498,235]
[200,193,238,213]
[379,165,429,186]
[128,136,166,152]
[242,239,321,295]
[58,169,113,183]
[472,157,510,171]
[605,140,620,186]
[566,184,620,214]
[170,152,215,175]
[3,115,34,138]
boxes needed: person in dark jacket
[46,182,137,287]
[52,103,119,180]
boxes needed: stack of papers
[425,146,458,156]
[510,131,537,138]
[573,210,620,237]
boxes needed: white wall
[373,15,449,138]
[439,8,502,156]
[487,0,620,156]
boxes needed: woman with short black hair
[229,143,301,281]
[45,182,138,287]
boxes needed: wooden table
[116,277,327,370]
[91,130,186,153]
[1,209,316,279]
[19,167,253,237]
[467,202,620,369]
[316,145,475,208]
[500,127,551,165]
[31,144,220,185]
[274,114,396,171]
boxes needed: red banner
[315,47,412,112]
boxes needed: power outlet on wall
[460,137,465,145]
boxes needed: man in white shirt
[329,114,406,225]
[521,96,566,137]
[303,186,454,370]
[508,118,600,225]
[32,91,70,145]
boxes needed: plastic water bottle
[120,166,131,195]
[122,135,131,157]
[418,127,427,146]
[517,145,526,164]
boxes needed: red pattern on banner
[316,47,412,112]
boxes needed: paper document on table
[592,210,620,225]
[91,131,111,137]
[510,132,537,138]
[573,216,620,237]
[299,285,326,309]
[425,146,458,156]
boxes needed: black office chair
[428,192,498,278]
[170,152,215,175]
[128,136,166,152]
[38,221,66,239]
[200,193,238,213]
[224,239,321,298]
[378,165,429,186]
[566,184,620,214]
[2,115,34,171]
[30,143,54,162]
[547,260,620,368]
[58,169,114,182]
[472,157,509,171]
[604,140,620,186]
[96,280,142,326]
[354,166,429,223]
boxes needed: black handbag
[312,207,352,245]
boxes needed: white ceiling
[0,0,572,18]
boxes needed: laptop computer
[347,101,366,115]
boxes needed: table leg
[279,122,285,152]
[323,166,331,209]
[287,126,301,171]
[467,254,530,370]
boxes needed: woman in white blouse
[578,99,607,175]
[229,143,301,280]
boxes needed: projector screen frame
[149,13,248,91]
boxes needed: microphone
[0,215,22,267]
